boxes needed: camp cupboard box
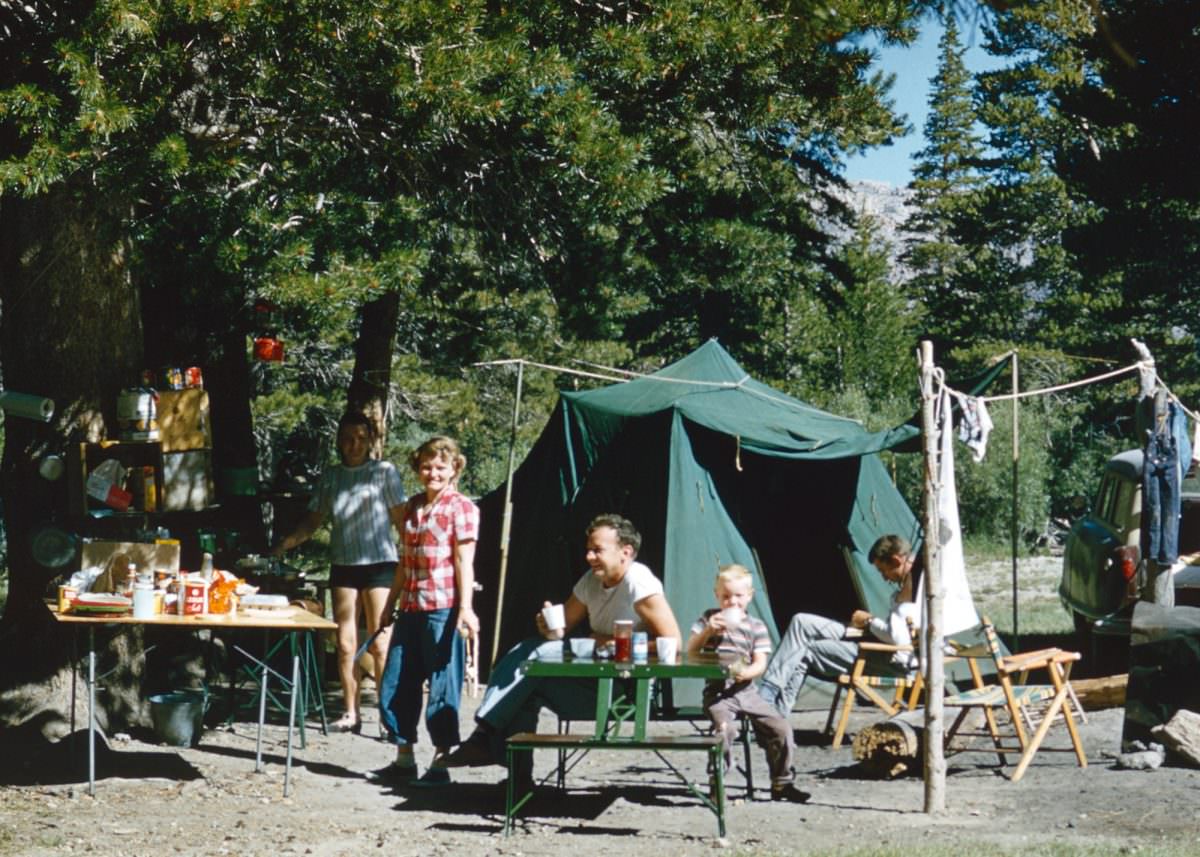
[82,540,181,581]
[157,389,211,452]
[162,449,215,511]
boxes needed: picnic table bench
[504,651,736,837]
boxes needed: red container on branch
[253,337,284,362]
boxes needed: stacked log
[850,674,1128,777]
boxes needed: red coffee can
[253,337,285,362]
[185,366,203,388]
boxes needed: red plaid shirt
[397,489,479,612]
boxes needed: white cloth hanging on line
[930,387,982,635]
[956,393,994,463]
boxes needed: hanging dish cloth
[956,394,994,463]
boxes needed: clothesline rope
[939,357,1200,434]
[1156,374,1200,424]
[472,358,630,384]
[943,361,1144,404]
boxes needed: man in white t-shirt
[441,514,681,772]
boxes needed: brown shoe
[771,783,811,803]
[440,733,494,768]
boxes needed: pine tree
[972,0,1098,354]
[1056,0,1200,361]
[834,215,920,413]
[903,13,988,345]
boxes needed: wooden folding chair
[825,621,922,748]
[943,616,1087,782]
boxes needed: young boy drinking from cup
[687,564,810,803]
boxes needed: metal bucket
[149,690,206,747]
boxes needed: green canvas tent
[473,340,924,683]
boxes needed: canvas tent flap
[473,340,942,702]
[664,410,777,647]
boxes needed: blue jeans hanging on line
[1143,429,1180,567]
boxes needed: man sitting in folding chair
[758,535,918,718]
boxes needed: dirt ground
[5,673,1200,856]
[5,556,1200,856]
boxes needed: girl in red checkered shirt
[376,436,480,785]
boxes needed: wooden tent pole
[919,340,946,813]
[1011,351,1020,651]
[491,360,524,669]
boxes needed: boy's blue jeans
[379,608,464,749]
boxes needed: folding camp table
[49,602,336,797]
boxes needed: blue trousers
[757,613,859,716]
[379,608,464,748]
[475,637,599,760]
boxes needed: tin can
[161,366,184,390]
[632,631,649,663]
[184,366,203,388]
[180,578,209,615]
[57,584,78,613]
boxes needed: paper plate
[74,590,133,609]
[239,593,290,609]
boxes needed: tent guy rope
[477,354,866,422]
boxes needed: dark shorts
[330,562,396,591]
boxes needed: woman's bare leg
[331,585,361,727]
[361,585,393,691]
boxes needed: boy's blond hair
[715,563,754,590]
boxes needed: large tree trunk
[139,257,266,558]
[0,184,146,734]
[346,292,400,457]
[207,328,267,553]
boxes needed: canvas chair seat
[946,682,1057,709]
[825,640,922,748]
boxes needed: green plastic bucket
[149,691,206,747]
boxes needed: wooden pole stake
[491,360,525,669]
[919,340,946,813]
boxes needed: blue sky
[843,19,1001,187]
